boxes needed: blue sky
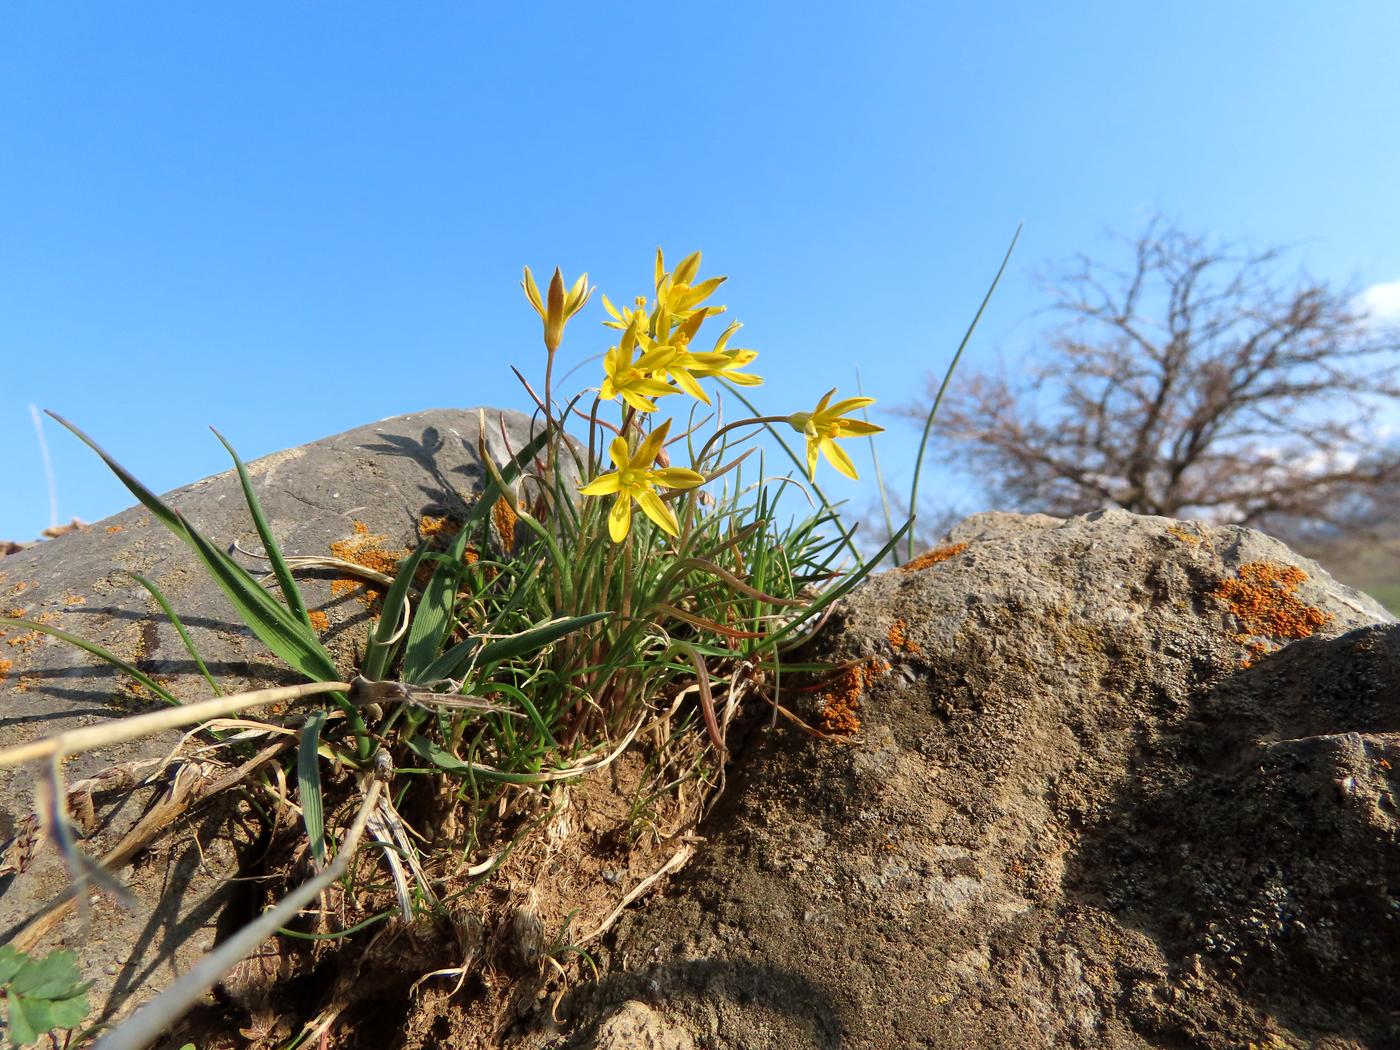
[4,3,1399,543]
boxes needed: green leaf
[402,424,551,683]
[906,222,1020,562]
[0,948,25,986]
[476,613,610,667]
[415,636,482,684]
[298,712,328,868]
[0,618,179,707]
[128,572,223,696]
[47,413,338,683]
[211,427,315,632]
[361,539,431,682]
[402,734,550,784]
[0,947,89,1047]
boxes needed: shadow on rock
[1070,623,1400,1046]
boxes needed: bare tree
[908,218,1400,537]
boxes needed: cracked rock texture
[0,408,536,1024]
[540,510,1400,1050]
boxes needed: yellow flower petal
[635,489,680,537]
[607,436,630,469]
[672,251,702,287]
[670,367,711,404]
[522,266,544,316]
[835,419,884,437]
[652,467,705,489]
[820,437,860,480]
[608,494,632,543]
[579,471,622,496]
[633,420,671,467]
[805,435,820,481]
[825,396,876,417]
[621,390,661,413]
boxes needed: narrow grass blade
[717,386,864,568]
[402,735,556,784]
[0,618,180,707]
[211,427,315,633]
[416,636,482,683]
[401,423,551,682]
[46,412,337,682]
[907,222,1021,562]
[762,519,912,651]
[401,541,469,684]
[361,539,431,682]
[298,712,328,868]
[127,572,222,696]
[475,612,610,666]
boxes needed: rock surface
[542,509,1400,1050]
[0,407,538,1023]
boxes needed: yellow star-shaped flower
[787,389,884,481]
[579,420,706,542]
[600,316,678,413]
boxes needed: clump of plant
[0,247,912,1047]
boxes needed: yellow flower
[600,315,678,413]
[523,265,593,352]
[637,331,716,403]
[787,389,884,481]
[653,248,726,330]
[600,293,649,332]
[687,320,763,388]
[579,420,705,542]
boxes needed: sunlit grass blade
[717,385,864,568]
[211,427,315,633]
[907,222,1020,562]
[763,519,911,650]
[298,711,328,868]
[361,539,431,682]
[401,538,470,684]
[475,612,611,668]
[0,617,180,707]
[403,735,557,784]
[416,636,482,684]
[127,572,223,696]
[402,424,552,682]
[46,412,338,684]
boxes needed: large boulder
[544,509,1400,1050]
[0,407,539,1025]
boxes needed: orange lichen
[64,595,85,606]
[1167,523,1207,545]
[0,657,11,684]
[887,618,921,655]
[491,496,520,554]
[3,607,25,620]
[106,525,123,535]
[817,657,889,736]
[308,610,330,632]
[1212,562,1333,651]
[5,612,54,653]
[418,514,454,538]
[900,542,969,573]
[329,521,410,605]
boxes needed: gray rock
[543,510,1399,1050]
[0,407,540,1024]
